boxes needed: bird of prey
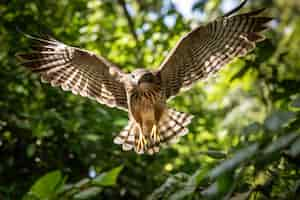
[17,1,272,154]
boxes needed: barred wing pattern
[17,37,128,111]
[157,9,272,99]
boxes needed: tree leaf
[209,144,258,179]
[243,122,261,136]
[289,137,300,156]
[201,182,219,198]
[147,173,189,200]
[291,96,300,108]
[73,187,102,199]
[75,178,90,188]
[167,169,208,200]
[28,170,63,200]
[263,132,299,155]
[197,150,227,159]
[217,173,234,196]
[264,111,296,131]
[167,186,195,200]
[92,166,123,186]
[26,143,36,158]
[230,191,252,200]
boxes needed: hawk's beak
[132,78,139,86]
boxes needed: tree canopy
[0,0,300,199]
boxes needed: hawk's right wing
[156,9,272,99]
[17,36,128,111]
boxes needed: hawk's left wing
[156,9,272,99]
[17,36,128,111]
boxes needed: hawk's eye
[131,74,135,79]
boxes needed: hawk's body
[118,69,192,154]
[126,71,165,153]
[17,6,272,154]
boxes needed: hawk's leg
[150,124,160,143]
[136,125,147,153]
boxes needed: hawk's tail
[149,109,193,153]
[113,121,137,152]
[113,109,193,154]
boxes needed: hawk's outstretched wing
[156,9,272,99]
[17,36,128,111]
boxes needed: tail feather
[157,109,193,144]
[113,108,193,154]
[113,122,135,151]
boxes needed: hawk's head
[130,69,156,85]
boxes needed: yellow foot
[150,125,160,143]
[136,133,147,153]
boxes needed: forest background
[1,0,300,199]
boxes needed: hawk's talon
[150,125,160,143]
[136,133,147,153]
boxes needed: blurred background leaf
[27,170,64,199]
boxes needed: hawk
[17,4,272,154]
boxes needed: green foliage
[92,166,123,186]
[23,166,123,200]
[26,170,64,200]
[1,0,300,199]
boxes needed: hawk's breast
[129,86,162,123]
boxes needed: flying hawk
[17,2,272,154]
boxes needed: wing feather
[17,36,128,111]
[157,9,273,99]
